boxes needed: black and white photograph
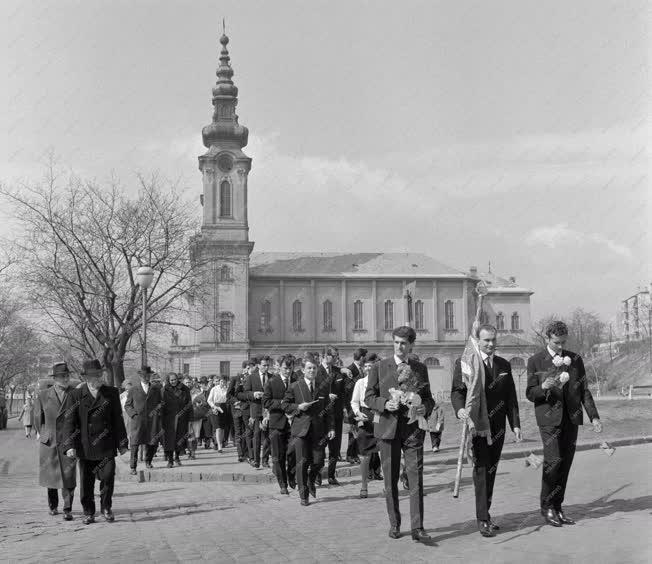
[0,1,649,562]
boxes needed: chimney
[469,266,478,276]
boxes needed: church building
[169,32,535,395]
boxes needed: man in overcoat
[161,372,192,467]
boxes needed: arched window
[220,265,232,281]
[384,300,394,330]
[425,357,440,367]
[510,357,525,368]
[219,313,232,343]
[415,300,424,330]
[292,300,303,332]
[323,300,333,331]
[354,300,364,330]
[219,180,232,218]
[445,300,455,330]
[260,300,271,331]
[496,312,505,331]
[511,312,520,331]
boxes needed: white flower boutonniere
[552,355,564,368]
[563,356,572,366]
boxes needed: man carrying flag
[451,283,521,537]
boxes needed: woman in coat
[19,395,35,438]
[426,401,445,452]
[161,372,192,467]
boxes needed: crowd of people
[28,321,601,544]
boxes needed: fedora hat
[49,362,71,378]
[137,365,154,375]
[81,359,103,376]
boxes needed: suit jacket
[227,373,246,417]
[263,373,296,430]
[526,348,599,427]
[281,377,333,439]
[238,369,271,419]
[68,384,128,460]
[161,383,192,450]
[34,385,77,489]
[316,364,345,419]
[451,355,520,436]
[365,357,434,441]
[123,382,163,445]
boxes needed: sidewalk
[116,434,652,483]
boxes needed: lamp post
[136,266,155,368]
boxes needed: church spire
[202,25,248,149]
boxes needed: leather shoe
[478,520,495,537]
[82,515,95,525]
[49,508,59,516]
[300,498,309,507]
[288,476,297,489]
[556,509,575,525]
[102,509,115,522]
[488,515,500,530]
[346,456,356,464]
[174,459,182,467]
[373,472,383,481]
[279,487,289,495]
[359,488,368,499]
[315,474,322,486]
[63,511,73,521]
[328,477,341,486]
[411,528,432,543]
[353,456,361,464]
[308,481,317,498]
[388,526,400,539]
[541,508,562,527]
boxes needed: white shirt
[480,351,494,369]
[547,346,559,359]
[208,386,228,407]
[303,377,314,394]
[141,382,150,394]
[350,377,368,415]
[394,355,407,366]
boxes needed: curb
[115,435,652,484]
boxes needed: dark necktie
[309,381,314,396]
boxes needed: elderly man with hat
[123,366,163,473]
[33,362,78,520]
[66,359,128,524]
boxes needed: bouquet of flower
[388,364,429,431]
[537,354,572,389]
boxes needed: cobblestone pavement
[1,418,651,564]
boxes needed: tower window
[292,300,303,332]
[220,180,232,218]
[511,312,520,331]
[415,300,424,330]
[384,300,394,331]
[219,314,232,343]
[354,300,364,330]
[496,312,505,331]
[323,300,333,331]
[445,300,455,330]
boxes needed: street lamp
[136,266,155,367]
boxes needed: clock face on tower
[217,153,234,173]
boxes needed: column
[279,280,285,342]
[461,280,469,339]
[371,280,377,342]
[402,280,409,327]
[311,279,318,342]
[432,280,438,341]
[341,280,347,341]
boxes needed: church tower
[192,29,253,376]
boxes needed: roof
[249,252,466,278]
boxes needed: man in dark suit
[282,352,335,506]
[317,346,346,486]
[238,356,268,468]
[451,324,522,537]
[345,347,367,464]
[263,354,297,494]
[33,362,78,520]
[227,363,248,462]
[526,320,601,527]
[123,366,163,473]
[366,326,434,543]
[66,359,128,524]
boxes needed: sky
[1,0,649,327]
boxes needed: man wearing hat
[66,360,128,524]
[33,362,78,520]
[123,366,163,473]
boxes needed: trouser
[79,457,116,516]
[262,427,271,463]
[327,415,344,478]
[232,412,247,459]
[130,444,157,469]
[294,431,326,500]
[539,418,579,510]
[430,431,442,449]
[471,433,505,521]
[47,487,74,512]
[189,420,203,452]
[379,421,425,531]
[346,428,358,459]
[202,417,214,446]
[222,405,232,445]
[246,417,262,464]
[164,449,183,462]
[270,426,296,488]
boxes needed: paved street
[1,417,651,564]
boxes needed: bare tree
[1,160,208,387]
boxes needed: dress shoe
[541,508,562,527]
[49,508,59,516]
[411,528,432,543]
[373,472,383,481]
[130,469,137,476]
[556,509,575,525]
[63,511,73,521]
[308,481,317,498]
[237,457,245,463]
[252,463,260,469]
[388,526,400,539]
[102,509,115,522]
[353,456,361,464]
[359,488,368,499]
[279,487,289,495]
[82,515,95,525]
[478,521,495,537]
[315,474,322,486]
[487,515,500,530]
[288,476,297,490]
[432,446,440,452]
[328,477,341,486]
[346,456,356,464]
[174,459,182,467]
[218,449,223,454]
[300,498,310,507]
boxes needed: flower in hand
[559,372,569,384]
[552,355,564,367]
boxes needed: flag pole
[453,279,488,498]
